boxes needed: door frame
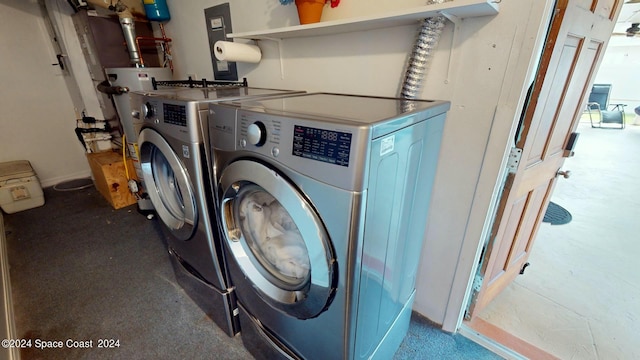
[443,0,622,333]
[439,0,559,332]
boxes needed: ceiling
[613,1,640,37]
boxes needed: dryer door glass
[220,160,336,319]
[139,128,197,241]
[236,185,310,289]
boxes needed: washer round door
[139,128,197,241]
[219,160,337,319]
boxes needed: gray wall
[0,0,90,187]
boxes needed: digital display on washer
[163,103,187,127]
[292,125,351,167]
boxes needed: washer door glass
[220,160,336,319]
[139,128,196,240]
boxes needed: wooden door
[467,0,623,318]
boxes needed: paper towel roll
[214,41,262,63]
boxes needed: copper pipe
[159,23,173,72]
[134,34,173,71]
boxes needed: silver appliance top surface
[225,93,451,127]
[210,93,450,191]
[135,87,299,103]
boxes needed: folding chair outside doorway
[585,84,626,129]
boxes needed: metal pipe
[118,11,142,66]
[400,0,448,99]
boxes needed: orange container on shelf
[295,0,325,24]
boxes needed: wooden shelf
[228,0,499,40]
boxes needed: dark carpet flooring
[3,186,501,360]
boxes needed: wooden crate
[86,151,138,209]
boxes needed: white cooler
[0,160,45,214]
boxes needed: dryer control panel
[209,103,376,191]
[292,125,351,167]
[238,115,282,148]
[235,109,364,176]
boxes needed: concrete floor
[477,121,640,359]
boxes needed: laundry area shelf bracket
[255,37,286,80]
[439,11,462,84]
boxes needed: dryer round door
[139,128,197,240]
[219,160,336,319]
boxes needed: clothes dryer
[209,93,450,358]
[133,86,303,336]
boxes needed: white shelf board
[228,0,499,40]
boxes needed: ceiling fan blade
[612,32,640,37]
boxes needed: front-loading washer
[209,93,450,358]
[132,86,303,337]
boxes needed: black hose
[97,80,128,95]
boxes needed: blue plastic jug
[143,0,170,22]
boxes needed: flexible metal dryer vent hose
[400,0,448,99]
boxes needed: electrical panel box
[204,3,238,81]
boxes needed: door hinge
[507,147,523,174]
[471,273,484,292]
[463,273,484,320]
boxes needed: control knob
[141,102,155,119]
[247,121,267,147]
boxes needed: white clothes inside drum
[239,191,310,281]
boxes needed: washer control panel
[140,101,155,119]
[161,103,188,127]
[141,99,188,127]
